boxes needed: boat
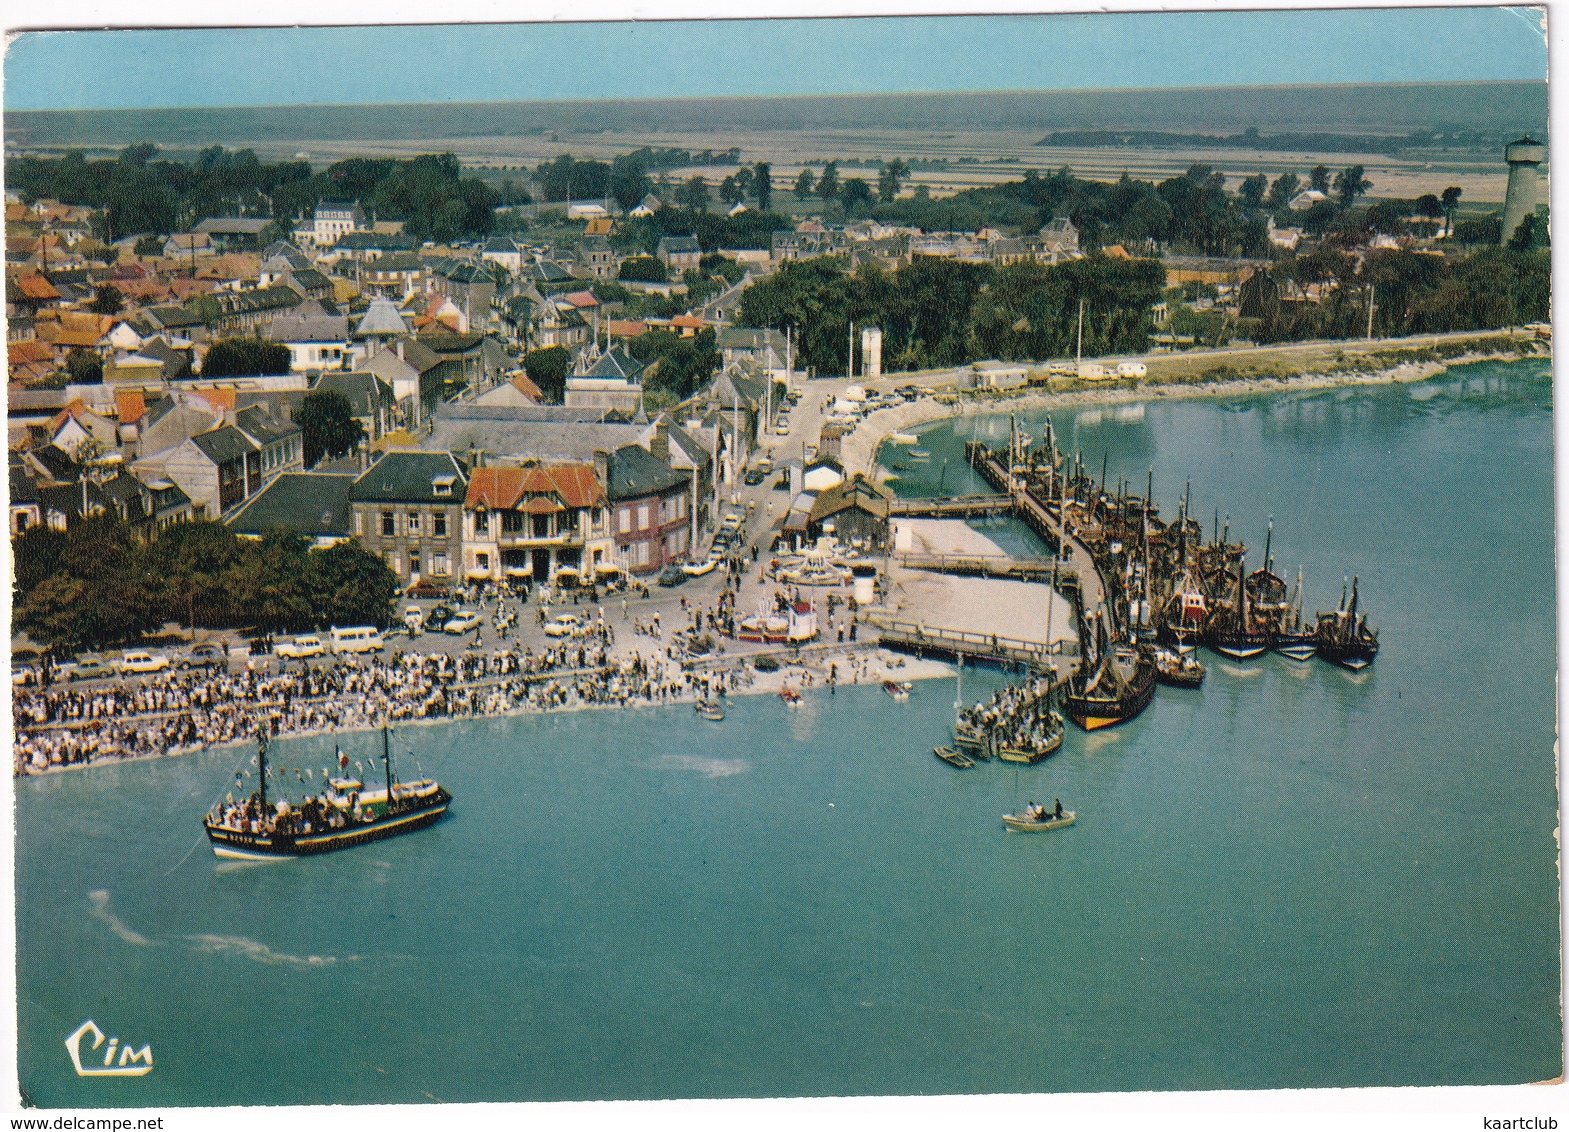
[883,679,912,701]
[906,448,931,460]
[682,558,718,577]
[1002,804,1076,833]
[997,729,1065,764]
[1314,576,1380,670]
[1152,647,1206,689]
[933,745,975,769]
[953,721,988,757]
[203,727,451,860]
[1063,633,1158,732]
[695,699,725,721]
[1207,554,1274,660]
[889,431,919,445]
[780,686,805,706]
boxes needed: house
[310,201,367,247]
[1267,218,1304,251]
[462,462,611,583]
[417,331,487,411]
[193,217,272,252]
[802,457,846,493]
[480,237,525,274]
[605,441,693,575]
[565,202,609,221]
[203,284,306,335]
[806,473,891,546]
[140,425,263,518]
[655,235,702,274]
[718,328,789,377]
[361,340,435,427]
[564,344,646,415]
[573,237,619,280]
[348,450,469,584]
[475,373,545,408]
[233,403,304,481]
[1034,217,1081,257]
[10,461,42,534]
[970,360,1028,390]
[226,471,358,548]
[629,193,662,219]
[360,252,425,302]
[311,371,398,445]
[353,298,410,352]
[162,232,214,259]
[1289,189,1329,210]
[269,314,352,371]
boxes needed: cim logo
[64,1020,152,1077]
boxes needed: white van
[1116,361,1148,379]
[329,626,385,655]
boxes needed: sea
[14,358,1560,1106]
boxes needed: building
[226,471,357,548]
[462,462,611,583]
[269,314,353,371]
[806,473,891,546]
[311,201,367,247]
[605,442,693,574]
[141,425,263,518]
[348,450,469,584]
[192,217,272,252]
[655,235,702,274]
[233,403,304,482]
[311,371,399,445]
[564,344,646,415]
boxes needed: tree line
[13,518,399,652]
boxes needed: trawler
[204,727,450,859]
[1314,576,1380,670]
[1064,614,1157,731]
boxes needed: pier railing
[895,552,1077,585]
[888,494,1013,518]
[869,616,1076,670]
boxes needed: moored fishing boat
[1314,576,1380,670]
[1002,801,1076,832]
[1152,647,1206,689]
[1064,642,1157,731]
[780,686,805,706]
[203,727,450,860]
[933,745,975,769]
[1207,554,1274,660]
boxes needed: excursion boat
[883,679,912,701]
[203,728,450,860]
[695,699,725,721]
[1314,576,1380,670]
[996,710,1066,763]
[1064,642,1157,731]
[1002,803,1076,833]
[933,745,975,769]
[953,721,988,758]
[1152,647,1206,689]
[780,686,805,707]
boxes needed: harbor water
[16,359,1560,1105]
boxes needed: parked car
[443,611,483,635]
[179,643,227,670]
[429,604,455,629]
[12,664,38,687]
[403,606,425,631]
[657,565,689,587]
[330,627,385,654]
[275,635,327,660]
[405,580,449,600]
[117,650,171,675]
[69,653,116,681]
[743,468,767,486]
[543,614,583,638]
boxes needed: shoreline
[843,343,1549,477]
[15,646,958,779]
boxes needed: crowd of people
[956,675,1064,757]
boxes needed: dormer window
[432,475,456,497]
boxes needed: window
[355,511,363,535]
[433,513,447,538]
[432,554,450,576]
[392,554,402,575]
[407,511,421,537]
[637,503,650,531]
[381,511,395,537]
[619,508,631,534]
[475,552,490,571]
[635,541,650,566]
[432,476,455,497]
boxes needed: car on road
[275,635,327,660]
[179,643,227,670]
[403,606,425,632]
[657,565,689,587]
[429,604,455,629]
[69,653,116,681]
[118,650,171,675]
[743,468,767,486]
[12,664,38,687]
[405,580,449,600]
[544,613,583,638]
[443,611,483,634]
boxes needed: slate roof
[355,299,409,337]
[269,314,350,343]
[195,217,271,236]
[234,404,301,446]
[657,236,701,256]
[580,344,646,382]
[349,450,468,504]
[226,472,356,537]
[190,425,259,464]
[312,371,395,417]
[605,443,688,502]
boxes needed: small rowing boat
[883,679,912,701]
[933,745,974,769]
[1002,806,1076,833]
[889,431,919,445]
[906,448,931,460]
[780,686,804,707]
[695,699,725,721]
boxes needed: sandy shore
[843,345,1546,476]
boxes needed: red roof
[606,319,647,338]
[508,373,545,402]
[188,386,237,412]
[670,314,706,330]
[14,273,60,301]
[562,291,599,309]
[114,390,147,424]
[466,465,604,512]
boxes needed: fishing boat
[953,721,987,757]
[889,431,919,445]
[1152,647,1206,689]
[933,745,975,769]
[695,699,725,721]
[1063,618,1157,731]
[1207,555,1274,660]
[1314,576,1380,670]
[1274,571,1317,661]
[883,679,912,701]
[997,719,1065,764]
[780,686,805,707]
[203,727,450,860]
[906,448,931,461]
[1002,803,1076,833]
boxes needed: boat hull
[1064,661,1157,731]
[933,745,975,768]
[205,797,450,859]
[997,730,1064,764]
[1002,810,1076,833]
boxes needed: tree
[88,284,123,316]
[1333,165,1371,208]
[1507,213,1540,252]
[523,346,571,402]
[297,390,366,467]
[678,175,710,213]
[878,158,910,203]
[1237,174,1268,208]
[608,152,652,212]
[840,177,873,214]
[618,255,668,283]
[1416,194,1443,219]
[305,541,398,629]
[719,175,744,207]
[794,168,815,199]
[1440,186,1463,235]
[753,162,773,211]
[815,162,840,200]
[734,166,754,196]
[200,337,291,377]
[65,348,102,384]
[1310,165,1332,193]
[1266,173,1301,212]
[134,234,164,257]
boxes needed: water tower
[1499,135,1546,247]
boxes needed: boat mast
[382,723,394,806]
[1263,519,1274,576]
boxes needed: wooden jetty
[887,495,1014,519]
[894,552,1077,585]
[870,616,1066,676]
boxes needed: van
[1116,362,1148,379]
[329,626,385,655]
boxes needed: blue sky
[4,7,1549,111]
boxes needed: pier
[869,616,1071,674]
[887,495,1014,518]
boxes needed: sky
[1,6,1550,112]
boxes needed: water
[17,359,1560,1105]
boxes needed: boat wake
[87,890,155,947]
[646,754,748,778]
[185,934,356,968]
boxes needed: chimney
[651,419,670,464]
[592,449,609,489]
[396,339,405,360]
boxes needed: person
[1053,797,1063,819]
